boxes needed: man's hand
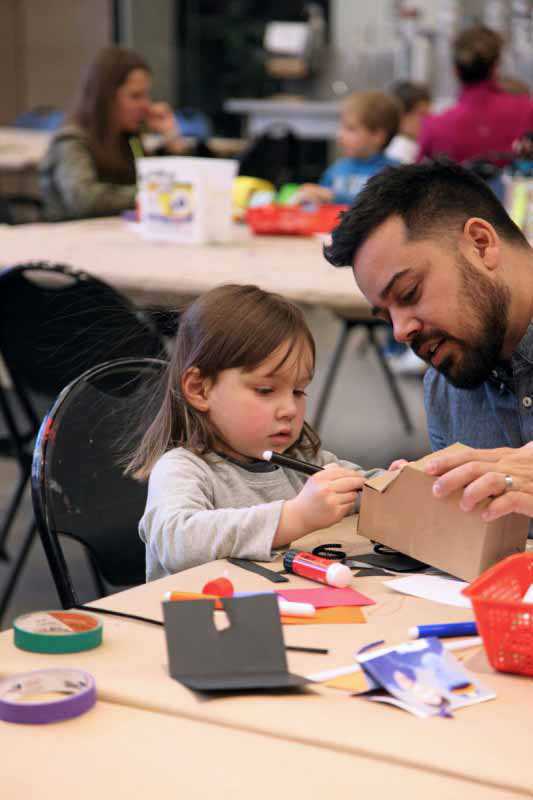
[424,442,533,520]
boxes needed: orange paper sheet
[281,606,366,625]
[323,670,373,693]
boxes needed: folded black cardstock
[163,594,309,692]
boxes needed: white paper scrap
[384,575,471,608]
[522,583,533,604]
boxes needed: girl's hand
[275,464,364,545]
[294,184,334,205]
[146,102,179,136]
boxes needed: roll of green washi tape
[13,610,103,654]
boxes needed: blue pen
[408,622,478,639]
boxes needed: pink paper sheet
[276,586,375,607]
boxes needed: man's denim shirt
[424,322,533,452]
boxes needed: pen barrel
[409,622,478,639]
[262,451,322,476]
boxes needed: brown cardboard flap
[363,469,402,493]
[409,442,469,472]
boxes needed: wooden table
[0,522,531,797]
[0,217,370,316]
[2,699,513,800]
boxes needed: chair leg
[87,551,107,599]
[367,326,414,435]
[0,519,36,625]
[312,320,352,432]
[0,465,31,559]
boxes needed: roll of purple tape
[0,668,96,724]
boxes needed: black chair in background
[0,263,166,619]
[0,195,43,225]
[31,358,166,609]
[238,125,304,187]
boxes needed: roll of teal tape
[13,610,103,654]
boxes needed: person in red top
[418,25,533,166]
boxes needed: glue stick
[283,550,352,588]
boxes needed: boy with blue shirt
[296,90,400,206]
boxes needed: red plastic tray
[246,204,348,236]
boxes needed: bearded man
[325,160,533,521]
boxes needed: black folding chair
[0,263,167,619]
[0,195,43,225]
[31,358,166,610]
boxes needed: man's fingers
[459,471,515,511]
[425,446,509,476]
[483,491,533,521]
[432,461,492,498]
[389,459,409,471]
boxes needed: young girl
[129,284,379,581]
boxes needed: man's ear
[181,367,212,412]
[462,217,500,270]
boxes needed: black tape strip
[227,558,289,583]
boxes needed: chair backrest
[31,357,167,607]
[238,125,302,187]
[0,263,165,429]
[14,107,65,131]
[0,195,43,225]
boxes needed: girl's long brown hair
[70,46,150,183]
[126,285,321,480]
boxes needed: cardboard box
[359,444,529,582]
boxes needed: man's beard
[412,254,510,389]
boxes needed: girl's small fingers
[329,491,358,506]
[328,476,364,493]
[337,499,358,516]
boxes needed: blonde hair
[342,90,401,147]
[126,285,320,480]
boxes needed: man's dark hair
[324,160,529,268]
[389,80,431,113]
[453,25,503,85]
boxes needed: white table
[0,127,52,173]
[225,98,340,140]
[0,216,370,316]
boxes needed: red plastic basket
[246,204,348,236]
[463,553,533,676]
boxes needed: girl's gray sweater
[139,446,377,581]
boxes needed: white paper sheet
[384,575,471,608]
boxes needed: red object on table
[202,577,234,597]
[246,204,348,236]
[463,552,533,676]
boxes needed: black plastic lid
[283,549,298,573]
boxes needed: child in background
[128,284,380,580]
[383,82,432,374]
[386,81,431,164]
[295,90,400,205]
